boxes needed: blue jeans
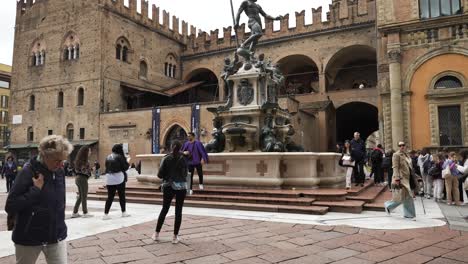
[385,189,416,218]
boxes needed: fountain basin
[136,152,345,189]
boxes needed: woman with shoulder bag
[339,140,356,190]
[152,140,188,244]
[442,152,461,206]
[72,146,93,218]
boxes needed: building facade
[8,0,468,164]
[0,64,11,160]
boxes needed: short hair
[38,135,73,159]
[377,144,382,148]
[188,132,195,137]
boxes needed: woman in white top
[456,150,468,204]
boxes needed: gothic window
[57,91,64,108]
[77,88,84,106]
[164,54,177,78]
[434,76,463,89]
[27,127,34,142]
[63,33,80,61]
[116,37,131,62]
[420,0,462,19]
[66,124,74,141]
[31,40,46,67]
[139,61,148,79]
[438,105,462,146]
[29,95,35,111]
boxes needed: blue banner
[152,108,161,154]
[191,104,201,140]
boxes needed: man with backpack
[370,144,384,186]
[418,148,433,199]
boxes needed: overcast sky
[0,0,331,65]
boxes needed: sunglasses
[399,144,406,147]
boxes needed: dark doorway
[164,125,187,153]
[175,69,219,104]
[336,102,378,145]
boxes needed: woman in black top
[72,146,93,218]
[152,140,188,244]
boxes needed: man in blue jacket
[351,132,366,187]
[182,132,209,194]
[5,135,73,264]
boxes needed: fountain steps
[88,179,387,215]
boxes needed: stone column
[319,73,326,93]
[388,49,404,149]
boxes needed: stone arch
[276,54,319,95]
[76,86,85,106]
[66,123,74,141]
[30,37,46,66]
[408,52,468,149]
[324,45,377,91]
[116,36,131,62]
[161,124,188,152]
[164,53,178,78]
[139,59,148,79]
[430,71,466,89]
[176,68,219,104]
[336,102,379,145]
[404,47,468,92]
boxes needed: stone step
[346,184,387,203]
[94,189,315,206]
[311,200,365,214]
[346,179,375,196]
[87,194,329,215]
[363,187,391,211]
[103,186,348,201]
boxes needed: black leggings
[6,176,15,192]
[354,161,365,184]
[189,164,204,189]
[105,182,126,214]
[156,185,186,235]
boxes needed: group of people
[339,132,368,189]
[3,131,209,264]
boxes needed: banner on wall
[191,104,201,140]
[152,108,161,154]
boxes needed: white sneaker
[102,214,111,220]
[188,190,193,196]
[172,235,180,244]
[405,217,416,221]
[82,213,94,218]
[71,213,81,218]
[121,212,131,218]
[199,184,204,190]
[151,232,159,241]
[384,206,391,216]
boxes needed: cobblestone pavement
[0,214,467,264]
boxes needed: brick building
[7,0,468,164]
[0,64,11,161]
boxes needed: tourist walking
[429,153,445,202]
[94,160,101,179]
[2,156,18,193]
[5,135,73,264]
[443,152,461,206]
[350,132,366,187]
[182,132,209,194]
[103,144,131,220]
[72,146,93,218]
[418,148,433,198]
[384,141,416,220]
[382,150,394,187]
[153,140,187,244]
[339,140,356,190]
[370,144,384,186]
[456,150,468,203]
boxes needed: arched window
[63,33,80,61]
[164,54,178,78]
[116,37,131,62]
[139,61,148,79]
[57,91,64,108]
[29,95,35,111]
[434,76,463,89]
[27,127,34,142]
[77,88,84,106]
[31,40,46,67]
[66,124,74,141]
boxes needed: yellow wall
[410,54,468,149]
